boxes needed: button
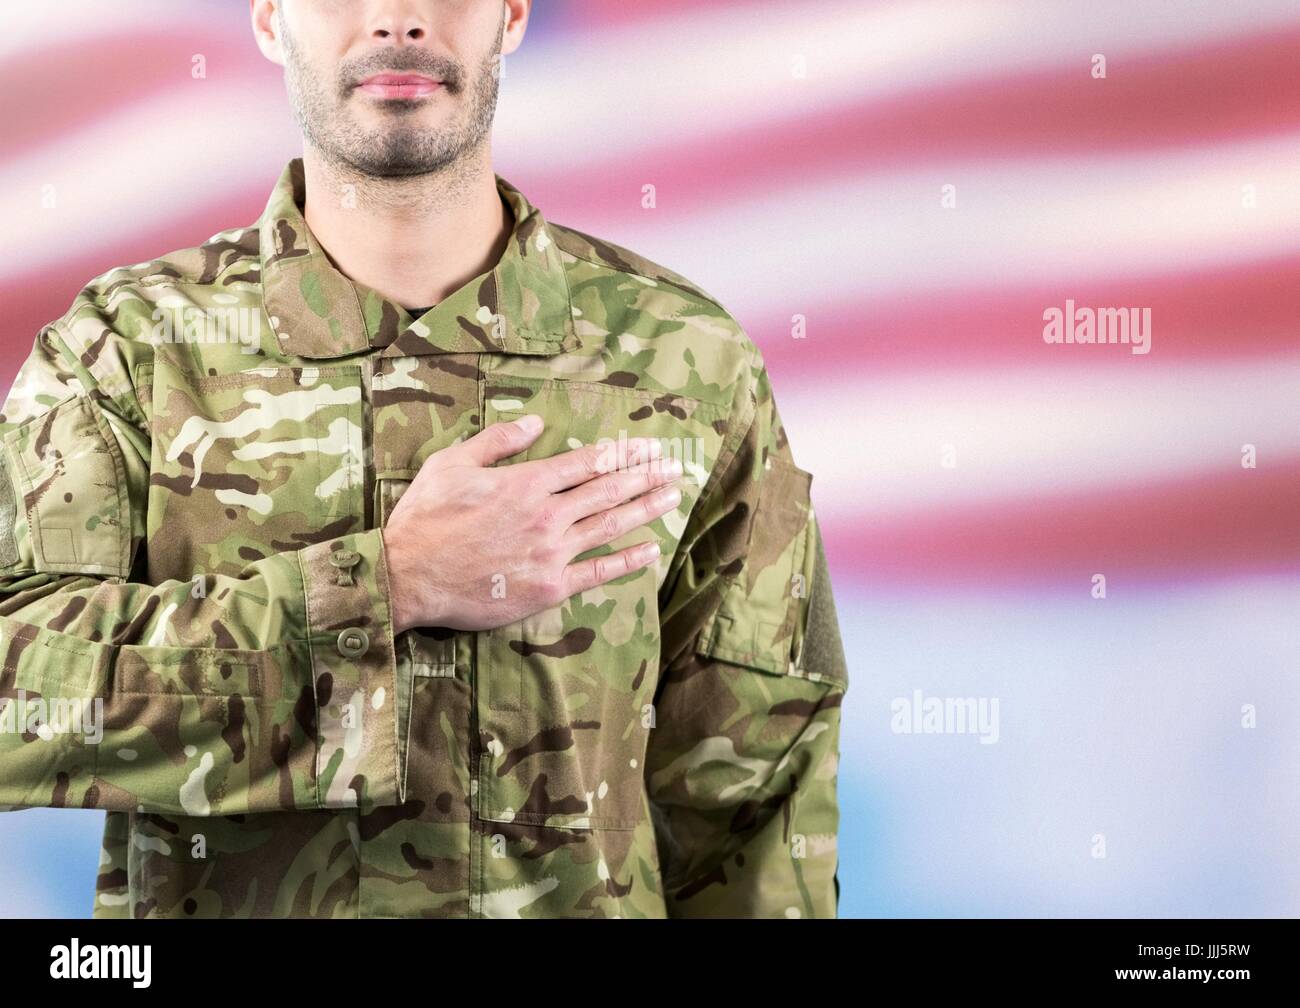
[329,548,361,586]
[336,627,370,658]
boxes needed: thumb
[445,415,544,468]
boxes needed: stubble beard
[281,22,502,180]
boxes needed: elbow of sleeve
[661,770,843,919]
[652,680,844,918]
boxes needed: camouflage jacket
[0,158,848,918]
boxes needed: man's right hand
[381,415,681,634]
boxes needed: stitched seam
[485,374,723,412]
[556,243,728,315]
[10,413,47,569]
[83,394,132,576]
[45,323,144,431]
[684,385,759,653]
[65,247,260,303]
[188,366,359,391]
[297,547,323,807]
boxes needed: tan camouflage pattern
[0,158,848,918]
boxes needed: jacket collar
[258,158,578,359]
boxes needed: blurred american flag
[1,0,1298,917]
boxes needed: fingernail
[515,414,543,434]
[640,542,661,561]
[661,486,681,507]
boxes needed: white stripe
[0,0,222,61]
[6,120,1298,315]
[776,359,1300,523]
[0,81,297,277]
[591,133,1300,315]
[496,0,1300,167]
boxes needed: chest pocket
[147,362,365,580]
[473,376,723,832]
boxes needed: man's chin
[340,148,462,179]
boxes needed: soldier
[0,0,848,918]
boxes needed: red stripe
[0,189,271,379]
[521,28,1300,225]
[1,33,270,160]
[14,24,1296,191]
[4,212,1297,386]
[747,253,1300,375]
[821,457,1300,588]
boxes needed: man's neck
[300,144,512,312]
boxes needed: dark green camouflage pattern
[0,159,848,918]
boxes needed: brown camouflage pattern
[0,158,848,918]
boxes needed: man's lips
[356,73,443,99]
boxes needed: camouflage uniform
[0,158,848,918]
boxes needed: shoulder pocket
[697,456,841,687]
[0,393,130,577]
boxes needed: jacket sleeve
[0,324,409,816]
[647,350,848,918]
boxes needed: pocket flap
[0,393,130,577]
[697,457,829,682]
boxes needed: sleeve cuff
[297,528,408,809]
